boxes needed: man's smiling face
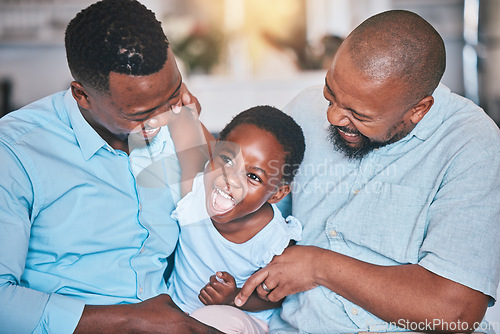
[323,43,419,159]
[79,48,183,143]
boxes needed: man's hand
[74,294,221,333]
[235,245,321,307]
[237,244,491,333]
[199,271,238,306]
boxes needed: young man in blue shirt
[0,0,217,333]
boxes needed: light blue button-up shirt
[0,89,181,333]
[271,84,500,333]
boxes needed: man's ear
[70,81,91,110]
[409,95,434,124]
[268,184,291,204]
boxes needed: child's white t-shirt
[167,173,302,322]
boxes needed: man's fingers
[234,269,268,307]
[266,285,285,303]
[255,281,274,300]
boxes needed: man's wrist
[311,246,335,288]
[75,304,130,333]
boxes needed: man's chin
[128,130,160,149]
[327,125,385,160]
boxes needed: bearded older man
[237,10,500,334]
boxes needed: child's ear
[267,184,291,204]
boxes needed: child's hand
[198,271,238,306]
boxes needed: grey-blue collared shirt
[272,84,500,333]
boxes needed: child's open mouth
[209,186,236,216]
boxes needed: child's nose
[223,167,244,190]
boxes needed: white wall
[0,45,72,110]
[186,71,325,133]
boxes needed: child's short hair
[219,105,305,184]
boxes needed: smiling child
[166,105,305,333]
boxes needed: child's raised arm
[168,105,213,197]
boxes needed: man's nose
[327,104,351,127]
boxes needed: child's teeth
[216,188,232,199]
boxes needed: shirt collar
[63,89,178,160]
[364,84,451,157]
[407,83,450,141]
[64,89,108,160]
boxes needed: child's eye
[247,173,262,183]
[219,154,234,167]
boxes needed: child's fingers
[209,274,220,285]
[216,271,235,284]
[199,284,218,305]
[215,272,225,283]
[208,275,225,294]
[198,290,209,305]
[179,83,202,115]
[203,282,219,297]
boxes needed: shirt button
[139,204,143,210]
[138,286,143,294]
[351,308,359,315]
[140,247,145,254]
[329,230,337,237]
[353,190,359,195]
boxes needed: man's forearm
[74,304,129,333]
[313,247,489,332]
[74,295,221,334]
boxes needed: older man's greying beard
[328,123,414,160]
[327,125,386,160]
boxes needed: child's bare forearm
[236,290,283,312]
[168,108,210,196]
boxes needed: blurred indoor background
[1,0,500,132]
[0,0,499,324]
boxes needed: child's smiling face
[203,124,288,224]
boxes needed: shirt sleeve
[418,152,500,304]
[256,214,303,268]
[0,142,85,333]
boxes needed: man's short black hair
[219,106,305,184]
[65,0,169,93]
